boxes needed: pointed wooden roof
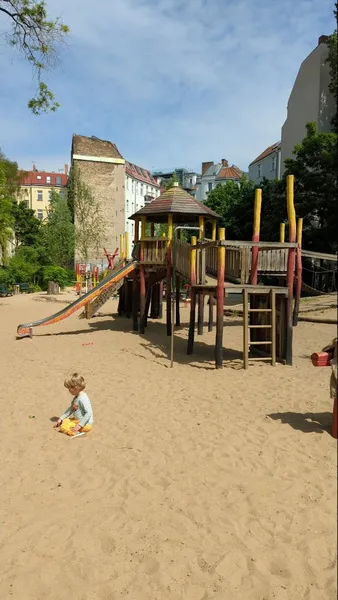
[129,183,220,223]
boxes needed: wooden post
[150,283,160,318]
[166,214,173,336]
[190,235,197,285]
[197,293,204,335]
[187,289,196,355]
[151,222,155,237]
[286,174,296,365]
[132,272,138,331]
[280,223,285,243]
[134,219,140,243]
[158,281,164,318]
[119,234,125,260]
[141,216,147,239]
[198,216,205,240]
[139,266,146,333]
[211,220,217,241]
[293,218,303,326]
[250,188,262,285]
[144,282,152,328]
[215,228,225,368]
[125,278,132,319]
[208,295,214,332]
[125,231,130,259]
[175,274,181,326]
[243,288,249,370]
[271,289,276,366]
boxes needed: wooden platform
[192,277,289,297]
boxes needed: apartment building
[195,159,243,201]
[20,165,68,220]
[125,161,160,257]
[153,168,200,196]
[281,35,335,175]
[248,142,281,184]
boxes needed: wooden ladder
[243,289,277,369]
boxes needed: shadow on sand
[37,314,244,370]
[267,411,333,435]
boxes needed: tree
[41,190,74,267]
[284,122,338,252]
[326,4,338,132]
[69,166,107,262]
[163,172,179,189]
[10,200,41,246]
[0,198,15,266]
[0,0,69,114]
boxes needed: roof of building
[125,161,160,187]
[20,171,68,186]
[72,134,123,160]
[249,142,281,166]
[216,165,242,180]
[129,183,220,223]
[203,163,222,177]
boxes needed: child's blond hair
[64,373,86,391]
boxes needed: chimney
[202,161,214,175]
[33,163,36,172]
[221,159,228,167]
[64,163,69,176]
[318,35,330,45]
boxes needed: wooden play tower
[115,177,301,369]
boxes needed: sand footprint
[100,536,116,556]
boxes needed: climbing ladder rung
[248,324,272,329]
[248,308,272,312]
[247,357,272,361]
[250,341,272,345]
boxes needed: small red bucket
[311,351,332,367]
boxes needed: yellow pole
[190,235,197,284]
[168,214,173,241]
[198,216,205,240]
[119,234,125,260]
[211,219,217,241]
[297,217,303,245]
[253,188,262,240]
[280,223,285,243]
[287,175,296,233]
[125,231,129,259]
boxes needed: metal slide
[16,261,137,338]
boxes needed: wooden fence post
[286,175,296,365]
[215,228,225,368]
[250,188,262,285]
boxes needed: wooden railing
[174,239,191,279]
[138,238,169,265]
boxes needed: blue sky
[0,0,335,174]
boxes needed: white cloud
[0,0,335,172]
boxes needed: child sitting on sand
[322,338,337,401]
[54,373,94,436]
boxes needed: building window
[258,164,262,178]
[37,175,41,180]
[208,182,213,192]
[37,210,43,220]
[37,190,43,201]
[141,185,144,196]
[59,190,66,198]
[46,176,51,184]
[24,200,29,208]
[272,156,276,171]
[48,190,52,201]
[56,176,62,186]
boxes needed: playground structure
[17,174,312,371]
[75,263,100,295]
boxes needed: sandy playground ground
[0,290,337,600]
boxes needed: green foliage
[6,245,40,283]
[10,200,41,246]
[205,123,338,254]
[70,165,107,261]
[0,198,15,265]
[40,190,74,267]
[163,172,179,190]
[0,0,69,113]
[40,265,69,289]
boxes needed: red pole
[250,188,262,285]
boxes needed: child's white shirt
[60,392,94,427]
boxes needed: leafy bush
[7,247,40,284]
[40,266,69,289]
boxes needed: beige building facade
[71,135,126,265]
[19,166,68,220]
[281,35,335,175]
